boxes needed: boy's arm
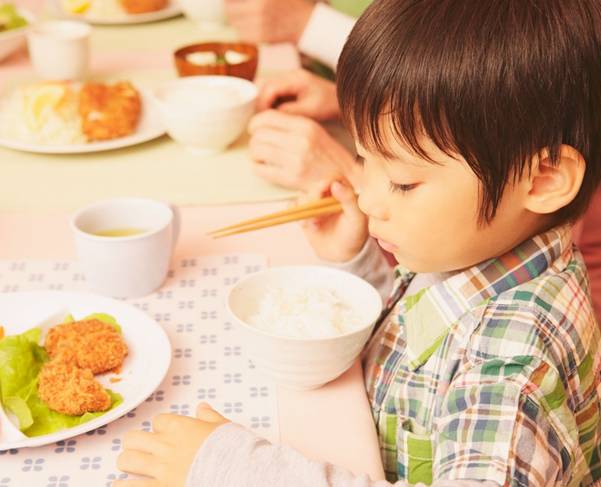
[435,355,578,486]
[326,237,394,300]
[187,422,498,487]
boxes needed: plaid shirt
[363,225,601,486]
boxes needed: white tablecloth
[0,254,278,487]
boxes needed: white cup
[27,20,91,80]
[71,198,180,299]
[177,0,225,30]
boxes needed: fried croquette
[45,319,128,374]
[37,361,111,416]
[78,81,141,142]
[120,0,167,14]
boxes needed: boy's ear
[522,145,585,215]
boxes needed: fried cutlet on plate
[78,81,142,142]
[45,318,128,374]
[37,361,111,416]
[120,0,168,14]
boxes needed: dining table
[0,1,386,485]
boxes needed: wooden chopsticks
[207,196,342,238]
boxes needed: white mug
[71,198,180,299]
[27,20,91,80]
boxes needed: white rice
[0,86,86,145]
[248,286,364,339]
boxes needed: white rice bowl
[227,266,383,390]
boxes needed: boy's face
[356,136,544,273]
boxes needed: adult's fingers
[248,135,291,167]
[251,160,296,188]
[249,126,303,155]
[248,110,312,135]
[276,99,309,116]
[256,80,300,112]
[249,128,309,173]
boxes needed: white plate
[52,0,182,25]
[0,291,171,450]
[0,87,165,154]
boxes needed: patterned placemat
[0,254,278,487]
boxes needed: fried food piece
[45,319,128,374]
[38,361,111,416]
[78,81,141,142]
[0,326,4,340]
[120,0,167,14]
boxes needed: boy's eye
[389,182,418,193]
[354,154,365,165]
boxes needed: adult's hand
[256,69,340,122]
[248,110,359,191]
[224,0,314,44]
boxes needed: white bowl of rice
[227,266,383,390]
[153,75,257,155]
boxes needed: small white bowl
[154,75,257,155]
[0,8,34,63]
[227,266,383,390]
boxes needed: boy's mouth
[370,232,399,253]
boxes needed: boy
[116,0,601,485]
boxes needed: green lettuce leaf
[23,389,122,437]
[0,324,123,437]
[84,313,122,333]
[0,327,47,430]
[63,312,121,333]
[0,3,27,31]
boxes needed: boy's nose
[357,181,389,221]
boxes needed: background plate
[0,88,165,154]
[51,0,182,25]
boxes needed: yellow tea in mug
[92,228,147,237]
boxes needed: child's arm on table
[115,403,498,487]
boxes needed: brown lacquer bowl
[174,42,259,81]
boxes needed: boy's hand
[248,110,358,192]
[302,180,369,263]
[114,404,229,487]
[256,70,340,121]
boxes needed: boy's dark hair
[337,0,601,222]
